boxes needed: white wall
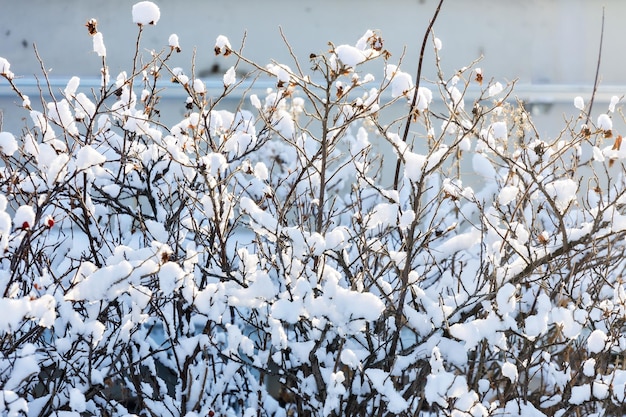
[0,0,621,84]
[1,0,624,139]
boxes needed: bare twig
[393,0,445,190]
[585,7,605,126]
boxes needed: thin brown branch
[585,7,605,126]
[393,0,445,190]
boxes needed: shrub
[1,1,626,416]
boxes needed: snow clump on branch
[132,1,160,25]
[332,29,384,69]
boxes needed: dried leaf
[613,135,622,151]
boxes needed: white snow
[47,100,78,136]
[365,369,408,413]
[0,132,18,156]
[29,294,56,328]
[592,146,605,162]
[582,358,596,377]
[551,307,582,339]
[488,82,503,97]
[385,64,413,98]
[496,283,517,315]
[501,361,518,383]
[76,145,106,170]
[472,153,497,181]
[215,35,231,55]
[447,85,464,109]
[498,185,518,206]
[335,45,368,68]
[223,66,236,87]
[545,179,577,214]
[254,162,268,180]
[597,113,612,131]
[569,384,591,405]
[240,197,278,238]
[270,298,303,324]
[3,344,40,392]
[365,203,398,230]
[266,63,292,85]
[524,312,549,338]
[168,33,180,50]
[307,232,325,256]
[14,205,35,229]
[64,76,80,99]
[159,262,185,294]
[92,32,106,57]
[4,17,626,417]
[325,227,348,250]
[193,78,205,94]
[74,92,96,120]
[404,151,426,181]
[69,388,86,412]
[0,56,14,79]
[416,87,433,111]
[490,121,507,140]
[171,67,189,85]
[574,96,585,110]
[132,1,160,25]
[65,261,134,301]
[250,94,261,109]
[340,349,361,369]
[609,95,620,113]
[0,298,31,332]
[593,381,609,400]
[587,329,607,353]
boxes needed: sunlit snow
[132,1,160,25]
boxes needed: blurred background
[0,0,624,136]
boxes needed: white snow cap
[385,64,413,98]
[434,37,442,51]
[0,132,18,156]
[193,78,206,94]
[335,45,368,68]
[92,33,106,57]
[609,95,620,113]
[215,35,232,56]
[132,1,161,25]
[501,361,518,383]
[223,66,236,87]
[76,145,106,170]
[14,205,36,229]
[587,329,607,354]
[490,121,507,140]
[64,76,80,99]
[0,57,14,79]
[597,114,612,132]
[574,96,584,111]
[168,34,180,51]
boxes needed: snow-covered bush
[1,2,626,416]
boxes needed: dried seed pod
[86,18,98,35]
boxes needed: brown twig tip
[86,19,98,36]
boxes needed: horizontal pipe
[1,77,623,105]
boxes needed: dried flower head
[86,19,98,35]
